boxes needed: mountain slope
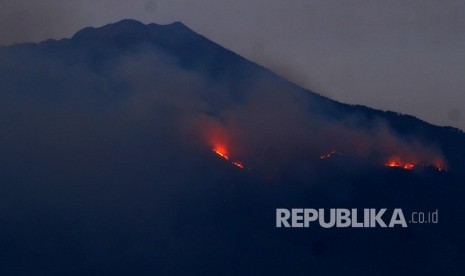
[7,18,462,170]
[0,19,464,276]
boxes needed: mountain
[0,19,464,275]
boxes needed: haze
[1,0,464,130]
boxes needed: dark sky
[1,0,464,130]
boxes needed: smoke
[0,37,446,183]
[0,23,461,276]
[184,69,446,174]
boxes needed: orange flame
[403,163,414,170]
[386,160,401,167]
[232,161,244,169]
[212,144,245,170]
[213,145,229,160]
[385,159,415,170]
[385,158,444,171]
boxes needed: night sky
[1,0,464,130]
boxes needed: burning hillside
[385,160,415,170]
[384,157,445,172]
[212,145,245,169]
[319,149,445,172]
[209,140,446,173]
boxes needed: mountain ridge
[4,19,463,132]
[68,20,461,133]
[1,19,464,171]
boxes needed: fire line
[213,148,229,160]
[212,146,245,170]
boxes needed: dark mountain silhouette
[11,19,463,169]
[0,19,464,275]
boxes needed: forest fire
[385,160,415,170]
[320,149,445,172]
[213,146,229,160]
[385,158,445,172]
[212,145,245,170]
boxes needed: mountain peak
[158,21,188,29]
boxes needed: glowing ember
[320,150,337,160]
[386,161,401,168]
[403,163,414,170]
[232,161,244,169]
